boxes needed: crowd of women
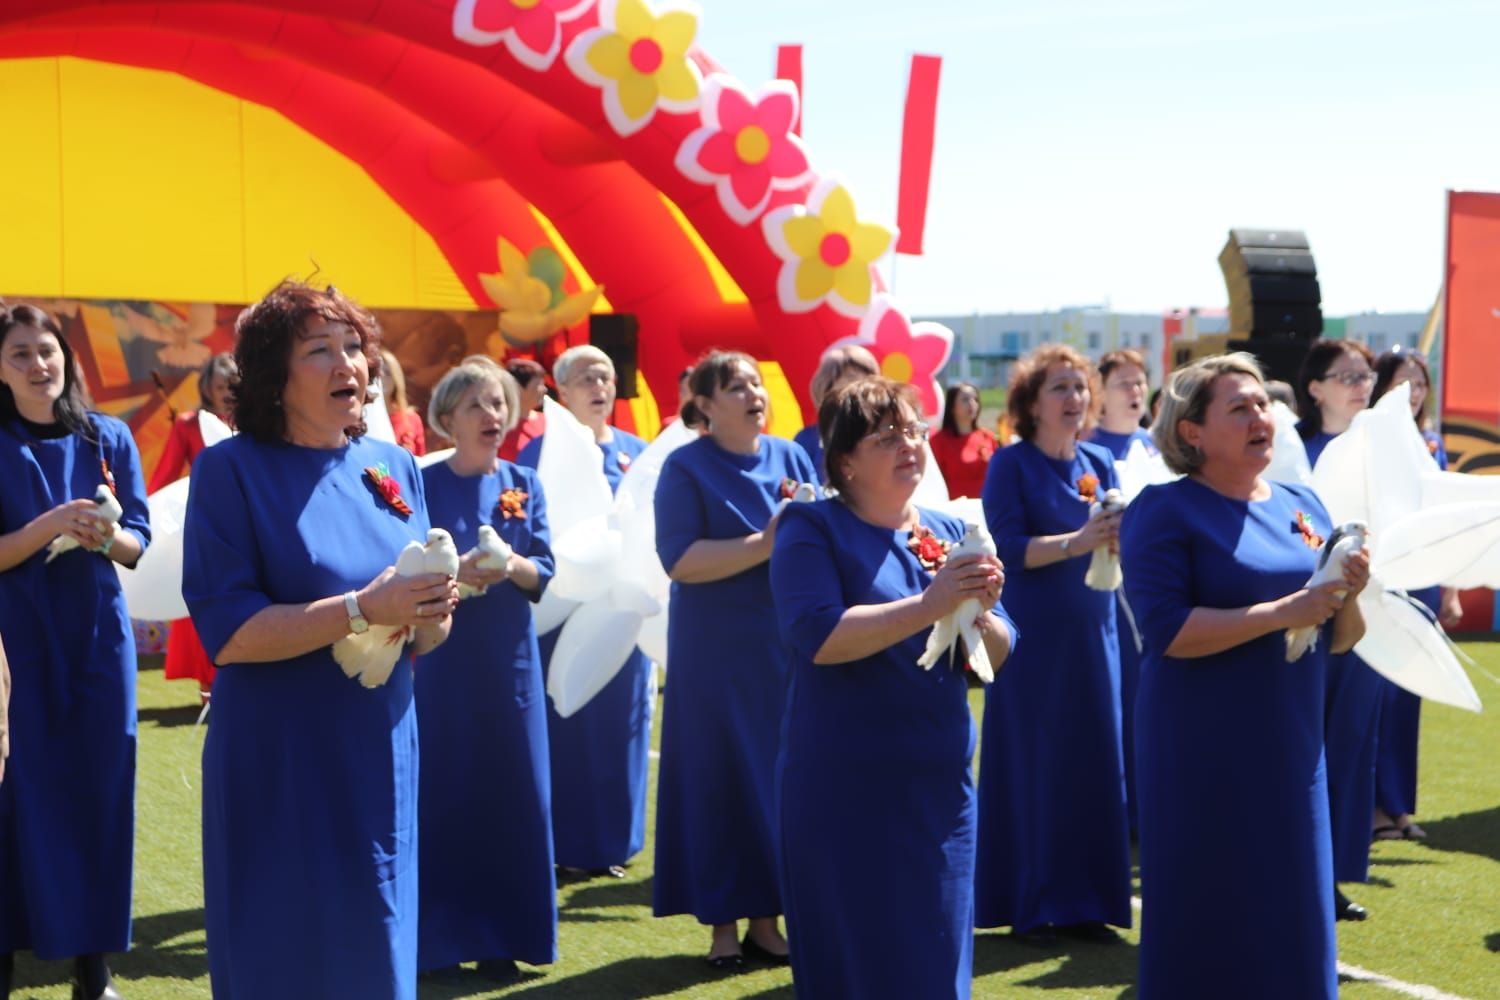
[0,280,1448,1000]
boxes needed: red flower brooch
[1293,511,1324,550]
[1077,473,1100,503]
[497,488,528,520]
[780,477,799,500]
[908,524,952,573]
[365,463,413,516]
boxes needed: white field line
[1129,896,1471,1000]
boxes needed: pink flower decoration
[675,76,812,225]
[452,0,595,72]
[841,295,954,419]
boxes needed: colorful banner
[1441,190,1500,474]
[895,54,942,256]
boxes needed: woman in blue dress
[0,304,151,1000]
[1122,353,1370,999]
[772,377,1015,999]
[1367,349,1460,842]
[653,351,817,967]
[974,344,1132,942]
[791,343,878,483]
[1083,348,1157,837]
[515,345,651,878]
[1295,338,1384,919]
[416,357,557,984]
[183,282,459,1000]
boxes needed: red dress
[929,427,998,499]
[389,407,427,457]
[499,410,545,461]
[148,412,217,692]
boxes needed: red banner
[775,44,803,136]
[895,54,942,256]
[1441,191,1500,475]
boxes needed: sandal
[1372,823,1404,841]
[1402,823,1427,841]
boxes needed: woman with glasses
[516,346,651,881]
[653,351,818,969]
[1295,339,1381,920]
[1367,349,1457,842]
[771,377,1014,997]
[974,344,1133,944]
[929,381,997,499]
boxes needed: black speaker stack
[1217,228,1322,384]
[589,313,639,399]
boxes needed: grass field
[10,644,1499,999]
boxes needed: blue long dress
[184,435,428,1000]
[1122,478,1337,999]
[415,460,557,970]
[0,415,149,961]
[792,424,823,484]
[1376,428,1448,820]
[771,500,1016,999]
[652,434,817,924]
[1085,425,1158,835]
[974,439,1132,932]
[516,429,652,869]
[1303,429,1383,881]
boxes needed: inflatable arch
[0,0,952,430]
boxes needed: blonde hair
[427,355,521,440]
[379,349,410,412]
[808,344,880,407]
[1153,352,1266,475]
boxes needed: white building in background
[920,307,1425,391]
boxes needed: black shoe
[592,865,627,879]
[1057,921,1123,944]
[741,933,791,965]
[476,959,521,985]
[72,955,123,1000]
[1334,888,1368,921]
[703,952,745,971]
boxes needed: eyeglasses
[1321,370,1376,387]
[864,420,929,450]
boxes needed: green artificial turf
[9,645,1498,999]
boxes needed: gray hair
[809,343,880,407]
[553,344,614,386]
[427,355,520,440]
[1153,352,1265,475]
[197,352,238,411]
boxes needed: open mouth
[330,387,359,401]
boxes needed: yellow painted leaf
[554,286,605,326]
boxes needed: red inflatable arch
[0,0,949,423]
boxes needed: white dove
[333,528,460,688]
[1084,489,1128,591]
[1285,521,1368,662]
[457,524,513,600]
[46,485,123,563]
[916,522,998,683]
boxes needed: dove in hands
[917,523,999,683]
[45,485,123,563]
[458,524,514,599]
[335,528,460,688]
[1285,521,1369,662]
[1084,489,1128,591]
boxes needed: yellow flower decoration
[479,237,604,346]
[565,0,702,136]
[761,178,896,318]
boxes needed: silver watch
[344,591,370,635]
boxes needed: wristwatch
[343,591,370,635]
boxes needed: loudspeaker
[1219,228,1322,341]
[1228,336,1311,386]
[589,313,639,399]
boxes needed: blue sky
[696,1,1500,317]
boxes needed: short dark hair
[1371,348,1433,431]
[506,357,547,389]
[232,281,382,442]
[1294,339,1373,439]
[679,350,759,430]
[0,303,95,440]
[1006,344,1094,442]
[197,352,238,412]
[820,376,921,495]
